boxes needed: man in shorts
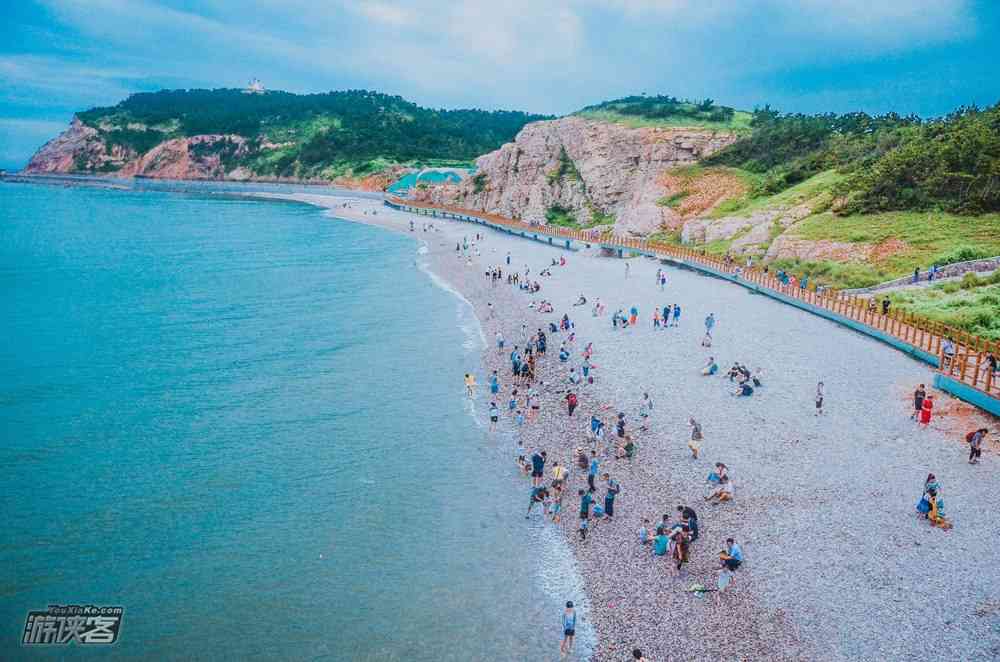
[531,450,547,487]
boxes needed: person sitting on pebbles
[702,356,718,376]
[707,462,728,484]
[706,475,734,504]
[716,537,744,601]
[615,435,636,460]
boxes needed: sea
[0,178,593,660]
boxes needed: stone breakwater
[261,193,1000,662]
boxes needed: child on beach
[815,382,824,415]
[560,601,576,658]
[639,519,650,545]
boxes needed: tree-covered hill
[73,88,551,180]
[704,103,1000,215]
[575,95,753,131]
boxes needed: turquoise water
[0,181,589,660]
[386,170,465,194]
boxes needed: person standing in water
[560,601,576,657]
[464,373,476,397]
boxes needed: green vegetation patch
[704,103,1000,216]
[73,88,551,180]
[545,204,578,227]
[576,95,751,131]
[657,191,689,208]
[887,275,1000,340]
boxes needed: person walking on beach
[919,395,934,427]
[671,304,681,327]
[912,384,926,421]
[495,330,504,354]
[566,391,579,417]
[531,450,547,487]
[688,418,703,459]
[551,461,567,490]
[588,451,599,492]
[967,428,988,464]
[815,382,824,415]
[488,402,500,432]
[705,313,715,336]
[560,601,576,657]
[603,473,620,520]
[578,489,592,539]
[464,373,476,397]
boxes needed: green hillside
[576,95,752,131]
[74,88,551,179]
[682,102,1000,337]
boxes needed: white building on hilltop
[244,79,265,94]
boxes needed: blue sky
[2,0,999,169]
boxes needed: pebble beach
[263,192,1000,661]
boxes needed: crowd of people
[453,231,991,659]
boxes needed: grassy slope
[677,166,1000,335]
[576,108,753,132]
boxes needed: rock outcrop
[419,117,737,236]
[25,118,125,173]
[681,203,813,254]
[23,116,411,187]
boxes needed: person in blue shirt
[526,486,548,519]
[603,473,620,520]
[560,601,577,656]
[588,451,599,491]
[653,527,669,556]
[531,450,546,487]
[705,313,715,335]
[671,304,681,327]
[721,538,743,571]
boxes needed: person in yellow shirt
[551,462,567,490]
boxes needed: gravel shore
[263,193,1000,662]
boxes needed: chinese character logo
[23,605,123,645]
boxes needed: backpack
[965,430,976,443]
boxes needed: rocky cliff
[26,117,251,180]
[416,117,737,235]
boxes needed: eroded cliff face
[417,117,737,235]
[24,119,256,180]
[25,118,123,173]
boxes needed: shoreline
[254,192,810,659]
[251,191,1000,661]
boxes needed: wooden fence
[386,196,999,403]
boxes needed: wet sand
[257,192,1000,661]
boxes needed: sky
[2,0,999,169]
